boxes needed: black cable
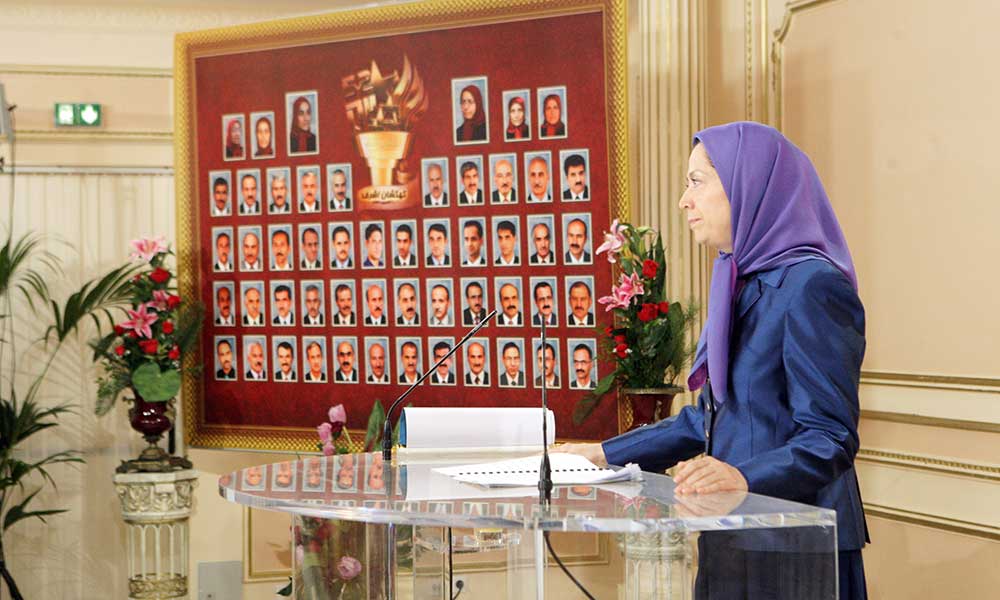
[544,531,597,599]
[448,527,465,600]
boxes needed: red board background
[193,11,618,441]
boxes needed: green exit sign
[54,103,102,127]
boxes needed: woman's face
[295,102,311,131]
[679,143,732,252]
[544,98,561,125]
[229,121,242,144]
[460,90,477,120]
[256,119,271,149]
[509,102,524,126]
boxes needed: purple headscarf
[687,122,857,404]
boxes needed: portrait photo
[529,276,559,327]
[393,278,420,326]
[526,214,557,266]
[212,281,235,327]
[463,337,490,387]
[332,336,359,384]
[562,213,593,265]
[249,111,275,159]
[427,337,456,385]
[333,454,358,492]
[559,149,590,201]
[221,113,245,161]
[451,76,489,145]
[524,151,553,203]
[496,337,526,388]
[459,217,487,267]
[460,278,489,327]
[329,280,357,326]
[364,454,387,493]
[286,90,319,156]
[237,225,263,272]
[489,153,518,204]
[425,278,455,327]
[298,223,323,270]
[565,275,596,327]
[239,280,266,327]
[361,279,388,326]
[243,335,268,382]
[208,170,232,217]
[327,222,355,269]
[495,276,524,327]
[213,335,238,381]
[211,226,233,272]
[537,85,568,140]
[269,280,296,326]
[267,224,294,271]
[300,280,326,327]
[296,165,322,213]
[455,155,484,206]
[360,220,386,269]
[302,336,328,383]
[421,158,450,207]
[532,337,562,389]
[395,337,423,385]
[567,338,598,390]
[301,457,327,492]
[502,89,531,142]
[264,167,291,215]
[492,216,521,266]
[241,465,265,491]
[364,337,391,385]
[390,220,418,268]
[236,169,261,215]
[326,163,352,212]
[272,336,298,382]
[423,218,452,267]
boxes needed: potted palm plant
[0,232,136,600]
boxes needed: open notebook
[434,453,643,488]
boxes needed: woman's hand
[674,456,748,494]
[553,443,608,467]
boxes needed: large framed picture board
[175,0,632,451]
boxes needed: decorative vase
[118,390,192,473]
[622,386,684,430]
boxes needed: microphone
[538,307,553,506]
[381,308,498,460]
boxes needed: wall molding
[862,410,1000,434]
[864,503,1000,542]
[862,370,1000,392]
[857,448,1000,482]
[0,63,172,78]
[15,130,173,142]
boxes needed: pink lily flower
[616,272,645,302]
[129,236,168,262]
[598,289,629,311]
[595,219,627,263]
[150,290,171,311]
[121,303,158,339]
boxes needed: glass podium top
[219,452,835,534]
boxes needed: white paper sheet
[434,453,643,488]
[401,407,555,449]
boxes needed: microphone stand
[538,313,553,507]
[381,308,499,461]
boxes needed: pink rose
[328,404,347,425]
[317,422,333,443]
[337,556,362,580]
[322,441,336,456]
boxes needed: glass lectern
[220,452,837,599]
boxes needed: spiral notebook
[434,453,643,488]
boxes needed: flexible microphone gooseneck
[538,311,553,506]
[381,308,499,461]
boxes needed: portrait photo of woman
[537,86,568,139]
[503,91,531,141]
[250,111,275,159]
[286,91,319,155]
[222,114,245,161]
[452,77,488,145]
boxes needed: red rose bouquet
[93,237,203,415]
[573,221,697,424]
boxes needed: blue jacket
[603,259,869,551]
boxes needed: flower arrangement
[316,404,354,455]
[284,516,366,599]
[573,220,697,424]
[92,237,203,415]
